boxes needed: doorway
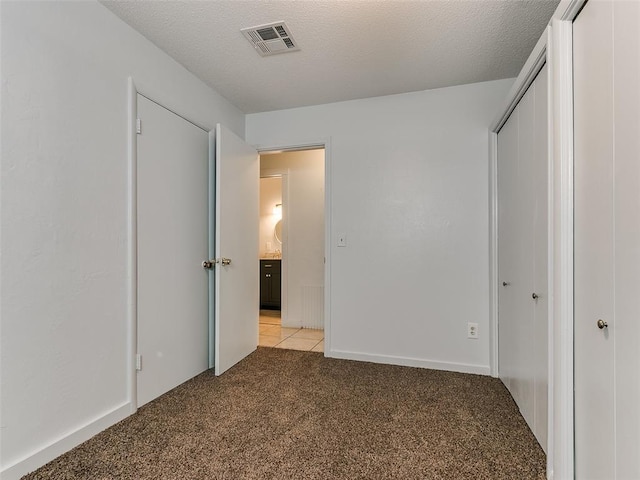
[257,149,325,352]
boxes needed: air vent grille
[257,27,279,41]
[247,30,261,43]
[241,22,300,57]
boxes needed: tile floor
[259,311,324,352]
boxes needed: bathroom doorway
[258,148,325,352]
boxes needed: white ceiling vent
[241,22,300,57]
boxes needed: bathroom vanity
[259,259,281,309]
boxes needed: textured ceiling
[101,0,559,113]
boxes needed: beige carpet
[24,348,546,479]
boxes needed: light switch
[337,233,347,247]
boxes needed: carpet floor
[24,348,546,479]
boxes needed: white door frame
[254,140,332,354]
[547,2,586,478]
[260,169,290,326]
[127,77,216,412]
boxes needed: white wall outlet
[337,233,347,247]
[467,323,479,339]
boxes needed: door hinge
[136,118,142,135]
[135,354,142,371]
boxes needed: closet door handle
[532,293,539,300]
[597,319,608,329]
[502,281,510,287]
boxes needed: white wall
[0,2,244,478]
[246,79,513,373]
[261,150,325,329]
[259,177,282,257]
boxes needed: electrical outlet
[467,323,479,339]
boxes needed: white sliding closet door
[497,110,518,395]
[497,64,548,452]
[574,1,640,478]
[531,68,548,446]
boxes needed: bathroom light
[273,203,282,219]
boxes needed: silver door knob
[202,260,215,269]
[503,281,510,287]
[532,293,539,300]
[218,258,232,266]
[597,319,608,329]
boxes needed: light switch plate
[337,233,347,247]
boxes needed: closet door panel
[574,1,616,477]
[497,108,519,394]
[497,65,549,451]
[513,85,536,427]
[532,64,548,453]
[613,1,640,476]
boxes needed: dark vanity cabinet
[260,259,281,309]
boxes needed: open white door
[214,124,259,375]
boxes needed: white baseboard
[327,349,491,376]
[1,402,133,480]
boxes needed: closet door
[611,5,640,475]
[497,64,548,452]
[497,108,518,394]
[574,2,616,474]
[574,1,640,478]
[532,64,548,452]
[512,85,536,427]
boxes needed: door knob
[597,319,608,329]
[502,281,510,287]
[202,260,215,269]
[203,258,231,269]
[532,293,539,300]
